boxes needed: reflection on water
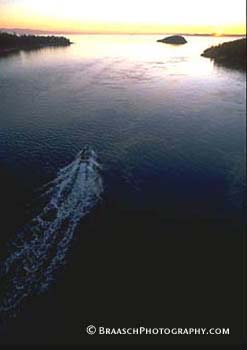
[1,35,243,74]
[0,34,245,343]
[0,34,245,224]
[0,45,71,61]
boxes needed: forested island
[0,32,72,55]
[201,38,246,70]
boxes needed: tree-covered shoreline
[0,32,72,55]
[201,38,246,70]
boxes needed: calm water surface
[0,34,246,343]
[0,35,245,230]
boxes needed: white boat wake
[0,146,103,315]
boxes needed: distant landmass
[0,28,245,36]
[0,28,79,35]
[201,38,246,70]
[157,35,187,44]
[0,32,72,56]
[180,33,244,37]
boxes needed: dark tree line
[201,38,246,70]
[0,32,71,50]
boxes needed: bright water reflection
[0,35,245,221]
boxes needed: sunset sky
[0,0,246,34]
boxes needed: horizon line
[0,27,246,37]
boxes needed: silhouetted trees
[201,38,246,70]
[0,32,71,51]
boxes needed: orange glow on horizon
[0,0,246,35]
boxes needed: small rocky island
[201,38,246,70]
[0,32,72,56]
[157,35,187,45]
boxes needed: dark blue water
[0,35,245,343]
[0,35,245,220]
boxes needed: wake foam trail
[0,146,103,316]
